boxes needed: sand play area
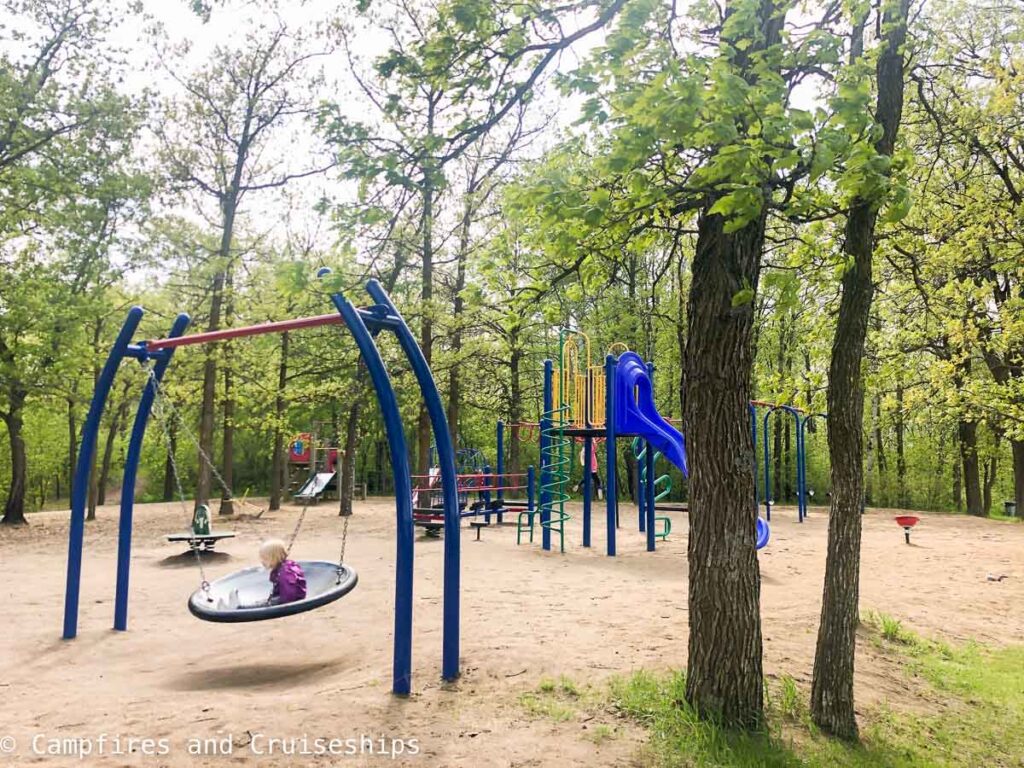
[0,499,1021,766]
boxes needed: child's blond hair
[259,538,288,569]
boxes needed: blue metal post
[541,360,553,551]
[794,421,802,524]
[605,355,617,557]
[64,306,145,640]
[763,406,803,524]
[582,437,592,548]
[496,420,505,523]
[363,279,461,685]
[645,441,656,551]
[113,313,190,632]
[637,441,646,533]
[762,409,773,522]
[331,290,415,695]
[750,403,759,514]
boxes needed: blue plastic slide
[614,352,688,475]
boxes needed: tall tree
[811,0,911,739]
[324,0,624,475]
[0,0,145,524]
[157,19,332,512]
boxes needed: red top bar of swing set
[145,313,345,351]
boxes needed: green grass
[602,621,1024,767]
[519,675,589,723]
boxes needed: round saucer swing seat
[188,561,358,623]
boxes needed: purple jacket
[269,560,307,604]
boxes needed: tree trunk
[959,419,983,516]
[417,109,437,476]
[874,395,886,475]
[675,249,687,422]
[811,0,908,740]
[684,209,766,729]
[67,394,78,500]
[163,412,178,503]
[196,269,225,507]
[952,431,962,511]
[508,346,522,476]
[219,269,236,516]
[1,388,28,525]
[982,454,997,516]
[340,397,361,517]
[895,381,906,508]
[811,203,875,741]
[1012,439,1024,516]
[446,172,474,446]
[87,323,103,520]
[97,394,130,507]
[269,332,290,511]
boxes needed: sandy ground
[0,497,1021,767]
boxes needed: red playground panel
[290,433,312,463]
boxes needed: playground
[0,497,1021,766]
[6,2,1024,763]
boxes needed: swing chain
[285,497,311,557]
[146,369,264,518]
[145,367,267,550]
[338,512,350,565]
[145,366,343,589]
[145,365,210,593]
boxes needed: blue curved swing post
[761,405,806,522]
[797,412,828,516]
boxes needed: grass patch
[584,723,616,745]
[606,624,1024,767]
[519,675,589,722]
[864,611,918,646]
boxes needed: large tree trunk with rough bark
[810,202,874,740]
[811,0,909,741]
[684,209,767,729]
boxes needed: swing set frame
[61,276,461,696]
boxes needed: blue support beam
[330,289,416,695]
[540,360,553,552]
[364,279,461,684]
[113,313,190,631]
[64,306,145,640]
[582,437,592,548]
[496,421,505,523]
[605,354,617,557]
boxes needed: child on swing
[222,538,306,609]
